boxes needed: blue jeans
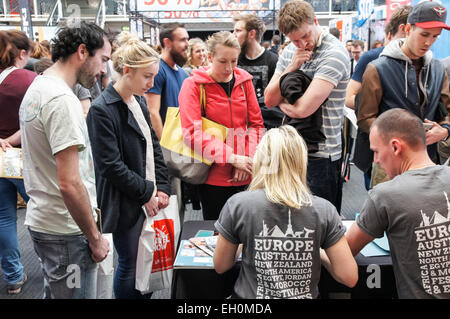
[307,157,341,208]
[113,212,151,299]
[0,178,29,285]
[28,229,98,299]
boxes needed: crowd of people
[0,0,450,300]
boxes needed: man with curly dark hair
[19,21,111,299]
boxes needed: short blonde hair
[249,125,311,210]
[185,38,208,68]
[206,31,240,57]
[112,32,159,75]
[278,0,315,35]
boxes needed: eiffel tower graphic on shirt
[258,210,315,238]
[419,192,450,227]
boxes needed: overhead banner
[18,0,34,40]
[136,0,277,23]
[357,0,375,27]
[386,0,411,23]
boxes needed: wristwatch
[441,124,450,141]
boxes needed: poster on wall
[369,19,386,47]
[386,0,411,22]
[357,0,375,27]
[136,0,278,23]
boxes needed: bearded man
[145,22,190,140]
[19,21,111,298]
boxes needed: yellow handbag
[160,84,228,184]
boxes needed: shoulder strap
[0,66,18,85]
[200,84,206,117]
[241,82,248,126]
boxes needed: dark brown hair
[159,22,185,49]
[385,5,411,37]
[233,13,266,42]
[0,30,33,69]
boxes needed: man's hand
[89,233,110,263]
[157,190,170,210]
[424,119,448,145]
[0,138,12,151]
[279,101,297,118]
[56,145,111,264]
[285,49,312,73]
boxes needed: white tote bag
[96,233,114,299]
[135,195,180,294]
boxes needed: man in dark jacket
[345,5,410,190]
[358,1,450,170]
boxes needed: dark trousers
[198,184,248,220]
[307,156,341,210]
[113,213,151,299]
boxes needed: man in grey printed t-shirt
[264,0,349,209]
[346,109,450,299]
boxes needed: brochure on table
[0,148,23,179]
[174,240,214,269]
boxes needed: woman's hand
[228,168,251,183]
[157,191,170,210]
[228,154,252,175]
[0,138,12,152]
[144,193,159,217]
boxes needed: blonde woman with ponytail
[86,32,171,299]
[213,125,358,299]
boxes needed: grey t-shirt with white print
[215,189,345,299]
[357,165,450,299]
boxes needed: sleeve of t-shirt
[275,43,295,75]
[214,200,240,245]
[267,51,279,81]
[356,193,388,238]
[147,67,164,95]
[74,84,92,101]
[351,50,376,83]
[321,201,346,249]
[40,95,86,156]
[313,49,348,87]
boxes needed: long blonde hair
[249,126,312,210]
[112,32,159,74]
[185,38,208,68]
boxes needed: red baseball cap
[407,1,450,30]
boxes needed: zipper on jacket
[228,96,233,128]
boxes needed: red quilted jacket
[178,66,265,186]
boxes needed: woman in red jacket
[179,31,265,220]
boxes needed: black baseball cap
[407,1,450,30]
